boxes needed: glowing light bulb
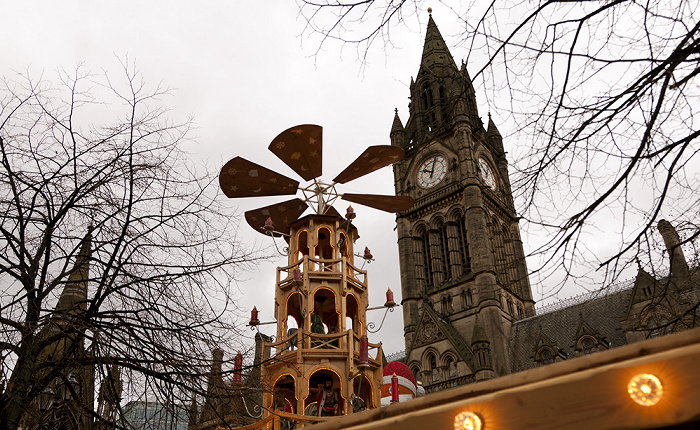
[628,373,663,406]
[454,411,482,430]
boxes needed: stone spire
[420,12,459,74]
[391,109,405,135]
[390,108,407,149]
[56,228,92,313]
[486,114,501,138]
[486,113,504,155]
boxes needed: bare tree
[0,63,262,429]
[298,0,700,291]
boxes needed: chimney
[658,220,690,290]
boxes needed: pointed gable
[531,327,567,365]
[533,328,557,352]
[573,314,600,341]
[624,268,661,319]
[409,305,474,370]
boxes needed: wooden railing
[270,410,335,429]
[276,256,368,292]
[263,329,382,368]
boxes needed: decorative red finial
[346,205,356,220]
[385,287,396,307]
[249,306,260,326]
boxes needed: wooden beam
[310,327,700,429]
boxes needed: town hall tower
[390,13,535,390]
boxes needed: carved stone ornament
[415,317,444,347]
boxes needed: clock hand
[430,157,437,177]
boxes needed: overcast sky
[2,2,623,356]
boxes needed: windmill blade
[244,198,309,236]
[219,157,299,198]
[341,194,414,213]
[333,146,405,184]
[268,124,323,181]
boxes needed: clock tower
[390,13,535,389]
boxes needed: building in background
[120,400,190,430]
[390,13,699,393]
[18,231,96,430]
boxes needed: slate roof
[509,286,634,373]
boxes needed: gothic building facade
[391,14,699,393]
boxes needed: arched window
[346,294,360,333]
[457,215,471,273]
[441,295,453,314]
[421,229,433,288]
[426,85,434,108]
[273,374,296,414]
[315,227,335,271]
[428,227,445,286]
[503,224,518,289]
[338,232,348,257]
[537,347,555,365]
[313,288,339,334]
[297,230,309,257]
[439,85,448,121]
[286,292,304,332]
[429,354,439,383]
[410,364,422,386]
[439,223,451,280]
[413,230,427,291]
[490,219,508,286]
[579,336,597,355]
[443,355,458,379]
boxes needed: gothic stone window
[425,353,439,385]
[456,215,471,272]
[443,355,458,379]
[462,289,473,309]
[410,364,422,386]
[413,230,427,291]
[441,294,453,315]
[414,215,471,292]
[578,336,597,355]
[536,347,555,365]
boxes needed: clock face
[478,158,496,190]
[417,155,448,189]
